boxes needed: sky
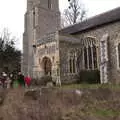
[0,0,120,51]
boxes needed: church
[22,0,120,84]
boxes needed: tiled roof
[59,7,120,34]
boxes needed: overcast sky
[0,0,120,50]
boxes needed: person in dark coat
[17,72,25,87]
[0,76,3,88]
[9,74,14,88]
[1,72,7,88]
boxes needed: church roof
[59,7,120,34]
[59,34,81,44]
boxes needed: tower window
[48,0,51,9]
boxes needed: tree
[0,28,21,74]
[62,0,87,27]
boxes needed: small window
[48,0,51,9]
[69,52,76,74]
[93,45,97,69]
[88,46,92,69]
[69,59,72,73]
[73,57,76,73]
[33,9,35,27]
[84,47,88,69]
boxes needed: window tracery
[83,37,98,70]
[69,51,77,74]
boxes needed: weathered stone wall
[59,36,81,84]
[33,32,60,82]
[35,6,60,40]
[74,21,120,84]
[33,42,58,78]
[59,21,120,84]
[24,0,120,84]
[23,0,60,77]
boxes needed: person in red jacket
[24,75,31,87]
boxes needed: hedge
[78,70,100,84]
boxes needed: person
[6,76,11,88]
[17,72,25,87]
[24,74,32,88]
[1,72,7,88]
[0,76,3,88]
[9,74,14,88]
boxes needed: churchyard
[0,84,120,120]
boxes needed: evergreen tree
[0,28,21,74]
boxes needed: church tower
[22,0,60,76]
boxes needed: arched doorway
[41,57,52,76]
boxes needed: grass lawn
[61,83,120,91]
[93,109,120,117]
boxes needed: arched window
[73,57,76,73]
[88,46,92,69]
[69,51,76,74]
[84,47,88,69]
[69,59,72,73]
[83,37,98,70]
[93,45,97,69]
[118,43,120,68]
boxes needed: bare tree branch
[61,0,87,28]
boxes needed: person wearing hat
[2,72,7,88]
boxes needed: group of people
[0,72,32,88]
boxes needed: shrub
[78,70,100,84]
